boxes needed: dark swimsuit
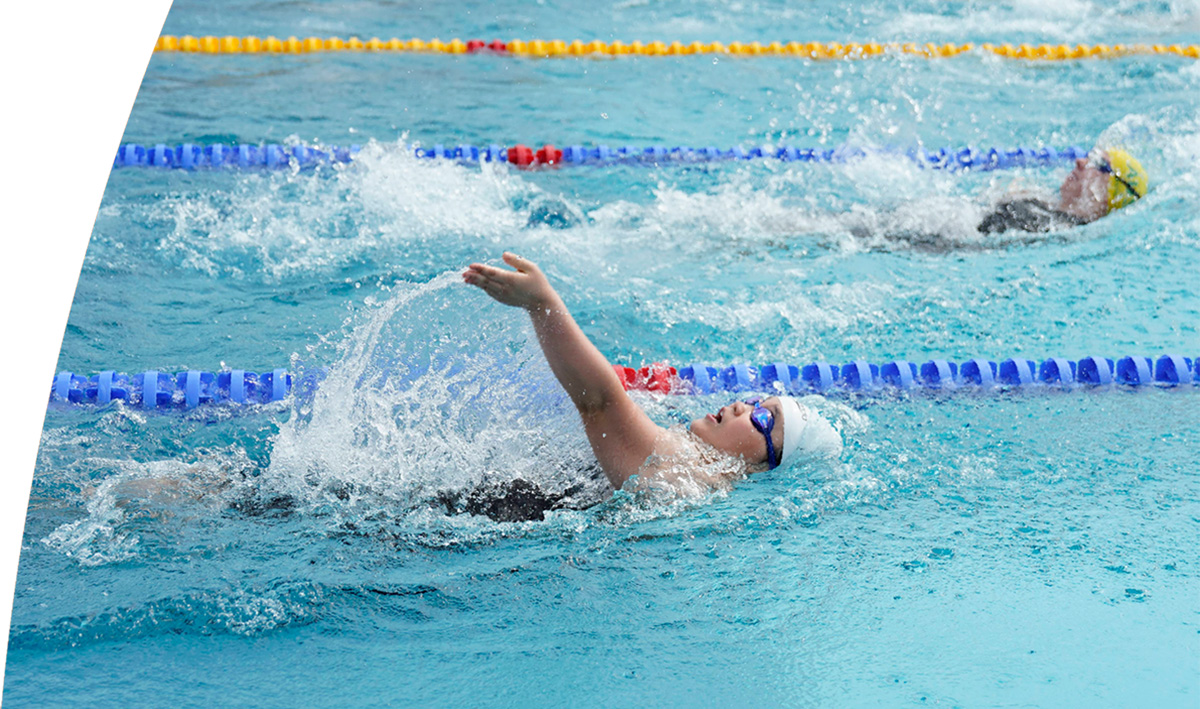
[226,462,610,525]
[437,465,611,522]
[977,198,1085,234]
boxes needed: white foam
[151,140,532,282]
[264,274,594,511]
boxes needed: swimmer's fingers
[463,255,554,310]
[462,263,530,308]
[462,267,504,294]
[464,263,519,291]
[502,252,542,276]
[465,262,515,279]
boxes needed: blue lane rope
[111,142,1088,171]
[51,369,297,409]
[673,354,1196,393]
[48,354,1197,410]
[113,143,361,169]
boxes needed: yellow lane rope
[153,36,1200,59]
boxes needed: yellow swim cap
[1104,149,1148,212]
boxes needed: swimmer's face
[689,397,785,467]
[1059,155,1110,222]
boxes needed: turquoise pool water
[7,0,1200,705]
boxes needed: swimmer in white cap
[464,253,841,494]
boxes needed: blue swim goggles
[744,396,779,469]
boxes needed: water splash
[149,140,533,282]
[264,273,601,518]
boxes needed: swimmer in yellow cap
[979,148,1148,234]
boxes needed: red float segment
[536,144,563,165]
[508,144,535,166]
[489,39,507,52]
[613,363,678,392]
[507,144,564,167]
[506,144,566,169]
[466,39,485,52]
[639,363,678,393]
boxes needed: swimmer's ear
[502,252,539,274]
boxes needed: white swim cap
[777,396,843,469]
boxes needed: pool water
[8,0,1200,705]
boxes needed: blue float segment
[264,144,288,168]
[116,144,146,167]
[86,371,130,405]
[135,371,173,408]
[643,145,667,162]
[1077,356,1115,385]
[291,145,317,166]
[218,369,257,403]
[998,358,1037,386]
[679,363,719,394]
[1038,358,1076,385]
[175,371,215,408]
[261,369,291,402]
[921,147,949,169]
[150,144,173,167]
[880,361,917,388]
[839,360,879,389]
[1153,355,1194,386]
[760,362,800,394]
[1116,356,1153,386]
[959,359,997,387]
[206,144,231,166]
[51,372,89,403]
[720,363,756,392]
[800,362,836,391]
[329,145,357,163]
[483,144,506,162]
[177,143,201,169]
[919,360,958,388]
[239,144,262,167]
[564,145,587,163]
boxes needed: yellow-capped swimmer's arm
[462,253,663,489]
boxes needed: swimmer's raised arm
[463,253,663,488]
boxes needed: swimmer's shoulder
[978,197,1084,234]
[634,426,746,495]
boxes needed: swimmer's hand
[462,252,556,311]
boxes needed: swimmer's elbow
[576,394,617,421]
[569,382,626,419]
